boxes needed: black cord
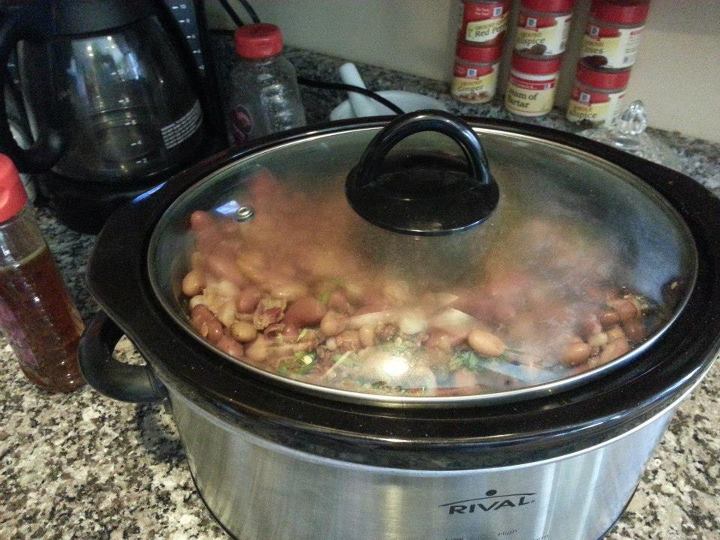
[298,76,405,115]
[217,0,245,27]
[237,0,261,23]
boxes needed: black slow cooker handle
[79,311,166,403]
[346,110,499,235]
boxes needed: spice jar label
[516,14,573,56]
[581,26,644,69]
[566,90,625,127]
[465,12,509,43]
[451,64,499,103]
[505,77,557,116]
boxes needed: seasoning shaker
[227,23,306,144]
[0,154,84,392]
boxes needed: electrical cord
[216,0,245,27]
[215,0,405,116]
[298,77,405,115]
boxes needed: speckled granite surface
[1,39,719,540]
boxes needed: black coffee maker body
[0,0,224,232]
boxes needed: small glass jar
[515,0,576,57]
[504,53,562,117]
[566,60,631,127]
[581,0,650,69]
[459,0,512,46]
[451,42,503,104]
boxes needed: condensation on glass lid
[175,166,684,399]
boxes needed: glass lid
[149,112,697,405]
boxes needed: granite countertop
[1,42,719,539]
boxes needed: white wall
[207,0,720,142]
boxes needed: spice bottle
[580,0,650,69]
[0,155,84,393]
[515,0,576,57]
[459,0,512,46]
[227,23,306,144]
[451,42,503,104]
[504,53,563,117]
[566,59,631,127]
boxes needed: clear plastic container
[0,155,84,392]
[227,24,306,144]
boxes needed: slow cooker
[79,112,720,540]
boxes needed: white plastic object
[338,63,378,118]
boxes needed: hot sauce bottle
[0,154,85,392]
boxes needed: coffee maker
[0,0,225,233]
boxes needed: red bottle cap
[511,53,563,75]
[576,60,632,89]
[456,41,504,63]
[235,23,284,59]
[521,0,575,12]
[0,154,28,222]
[590,0,650,25]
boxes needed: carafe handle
[0,8,63,172]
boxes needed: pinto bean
[216,300,236,328]
[581,315,603,338]
[216,335,244,358]
[597,336,630,365]
[358,325,375,348]
[320,311,347,337]
[191,304,214,325]
[599,309,620,328]
[609,298,639,321]
[467,329,506,357]
[270,281,308,303]
[236,286,262,313]
[230,321,257,342]
[562,341,592,366]
[182,270,205,297]
[285,296,327,327]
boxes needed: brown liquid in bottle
[0,245,85,392]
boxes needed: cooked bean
[285,296,327,327]
[335,329,361,351]
[358,325,375,348]
[320,311,347,337]
[599,309,620,328]
[230,321,257,342]
[609,298,639,321]
[191,304,214,325]
[597,337,630,365]
[216,335,244,358]
[606,325,626,342]
[581,315,602,338]
[328,291,352,314]
[467,329,506,357]
[245,336,270,362]
[587,332,608,348]
[202,318,223,344]
[270,281,308,302]
[562,341,592,366]
[216,300,236,328]
[236,286,262,313]
[398,309,427,335]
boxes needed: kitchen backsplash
[207,0,719,143]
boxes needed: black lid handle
[346,110,498,235]
[0,8,64,172]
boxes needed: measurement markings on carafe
[164,0,205,71]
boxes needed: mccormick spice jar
[515,0,576,57]
[504,53,562,117]
[581,0,650,69]
[566,60,631,127]
[451,42,503,104]
[460,0,512,46]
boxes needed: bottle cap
[521,0,575,12]
[0,154,28,222]
[576,60,632,89]
[590,0,650,25]
[235,23,284,59]
[511,53,563,75]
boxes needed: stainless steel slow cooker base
[170,387,683,540]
